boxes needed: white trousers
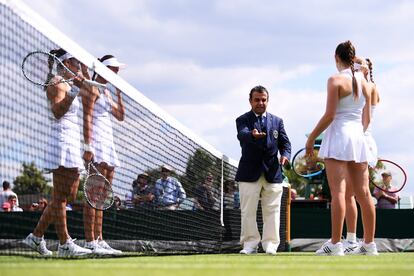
[239,175,284,251]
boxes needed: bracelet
[83,143,94,153]
[67,86,80,98]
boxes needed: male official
[235,85,291,255]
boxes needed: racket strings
[22,51,72,86]
[84,163,114,210]
[292,147,325,177]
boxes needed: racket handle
[84,79,107,89]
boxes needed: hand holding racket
[292,145,325,178]
[369,159,407,193]
[84,162,114,210]
[22,51,106,89]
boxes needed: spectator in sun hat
[373,170,399,209]
[154,165,186,210]
[126,172,155,208]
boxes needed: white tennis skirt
[92,140,120,167]
[319,120,376,164]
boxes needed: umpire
[235,85,291,255]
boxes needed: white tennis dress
[364,105,378,167]
[318,69,375,164]
[46,85,84,170]
[91,88,120,167]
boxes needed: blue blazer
[235,111,291,183]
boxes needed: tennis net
[0,0,290,256]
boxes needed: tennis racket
[84,162,114,210]
[369,159,407,193]
[21,51,106,88]
[292,145,325,178]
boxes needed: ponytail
[366,58,374,83]
[336,40,358,99]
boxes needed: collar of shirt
[253,111,267,119]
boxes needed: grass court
[1,253,414,276]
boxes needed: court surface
[1,253,414,276]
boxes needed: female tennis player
[82,54,125,255]
[343,57,380,254]
[23,48,95,257]
[306,41,378,256]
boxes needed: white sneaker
[23,233,52,256]
[343,240,359,255]
[58,238,92,257]
[350,242,379,256]
[84,240,114,256]
[97,239,123,255]
[316,240,345,256]
[240,247,257,255]
[265,248,277,255]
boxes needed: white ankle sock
[346,232,357,242]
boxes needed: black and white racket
[21,51,106,88]
[292,145,325,178]
[84,162,114,210]
[369,159,407,193]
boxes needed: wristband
[83,143,94,153]
[67,85,80,98]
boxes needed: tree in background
[182,148,221,196]
[13,161,51,195]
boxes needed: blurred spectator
[0,181,19,212]
[194,173,219,211]
[223,179,240,209]
[113,196,122,211]
[315,186,324,200]
[7,195,23,212]
[29,198,48,212]
[154,165,186,210]
[126,173,154,208]
[290,188,297,200]
[373,171,399,209]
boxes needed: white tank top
[334,69,365,122]
[49,84,81,143]
[92,88,114,144]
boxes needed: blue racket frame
[292,145,325,178]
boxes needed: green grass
[1,253,414,276]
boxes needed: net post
[286,183,292,252]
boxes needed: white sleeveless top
[46,83,84,169]
[318,69,376,163]
[91,88,120,167]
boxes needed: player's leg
[95,164,121,254]
[344,180,359,254]
[53,167,91,257]
[347,161,378,255]
[239,179,262,254]
[260,177,283,255]
[316,159,346,256]
[93,163,111,240]
[83,162,113,255]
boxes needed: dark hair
[335,40,358,99]
[7,194,17,201]
[92,54,115,80]
[45,48,67,91]
[249,85,269,100]
[223,180,236,193]
[365,58,374,83]
[2,181,10,190]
